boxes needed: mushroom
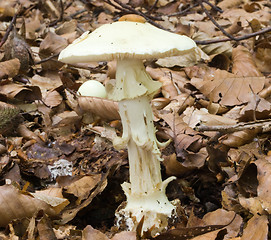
[58,15,196,234]
[77,80,107,98]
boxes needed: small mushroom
[58,16,196,234]
[77,80,107,98]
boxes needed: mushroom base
[115,176,177,236]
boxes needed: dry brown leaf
[220,129,260,147]
[191,69,265,106]
[0,58,20,79]
[253,157,271,214]
[217,0,243,10]
[147,67,190,98]
[25,9,45,40]
[239,94,271,121]
[64,175,102,203]
[111,231,136,240]
[221,8,271,27]
[78,96,120,120]
[59,173,108,224]
[163,93,195,115]
[183,107,237,129]
[232,46,263,77]
[30,191,69,214]
[39,31,68,70]
[44,90,63,108]
[0,184,61,227]
[30,74,63,94]
[255,47,271,73]
[3,30,34,73]
[0,82,42,101]
[193,32,232,57]
[241,215,268,240]
[161,112,207,172]
[82,225,109,240]
[156,47,209,68]
[202,209,242,239]
[37,214,57,240]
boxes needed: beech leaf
[191,69,265,106]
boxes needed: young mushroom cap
[77,80,107,98]
[58,21,196,63]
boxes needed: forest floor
[0,0,270,239]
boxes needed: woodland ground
[0,0,270,239]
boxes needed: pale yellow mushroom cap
[77,80,107,98]
[58,21,196,63]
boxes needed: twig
[147,0,159,14]
[103,0,167,29]
[0,6,21,48]
[202,0,223,13]
[112,0,163,21]
[195,119,271,133]
[198,0,236,40]
[168,3,199,17]
[35,53,59,64]
[195,26,271,45]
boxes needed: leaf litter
[0,0,270,239]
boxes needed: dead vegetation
[0,0,270,239]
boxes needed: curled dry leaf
[161,112,207,174]
[241,215,268,240]
[0,82,42,101]
[239,94,271,121]
[191,69,265,106]
[163,93,195,115]
[147,67,189,98]
[44,90,63,108]
[78,96,120,120]
[82,225,109,240]
[0,58,20,79]
[4,30,34,72]
[217,0,243,10]
[59,172,108,224]
[183,107,237,129]
[193,32,232,57]
[39,31,68,70]
[202,209,242,239]
[156,47,209,68]
[232,45,263,77]
[111,231,136,240]
[0,184,64,227]
[255,47,271,73]
[245,157,271,215]
[64,174,102,203]
[220,129,260,147]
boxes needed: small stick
[202,0,223,13]
[0,6,21,48]
[195,26,271,45]
[147,0,159,14]
[198,0,236,40]
[168,3,199,17]
[195,119,271,133]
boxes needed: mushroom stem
[111,59,176,233]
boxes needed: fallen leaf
[232,45,263,77]
[191,69,265,106]
[0,184,60,227]
[82,225,109,240]
[241,215,268,240]
[0,58,20,79]
[78,96,120,120]
[0,82,42,101]
[183,107,237,129]
[64,174,102,203]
